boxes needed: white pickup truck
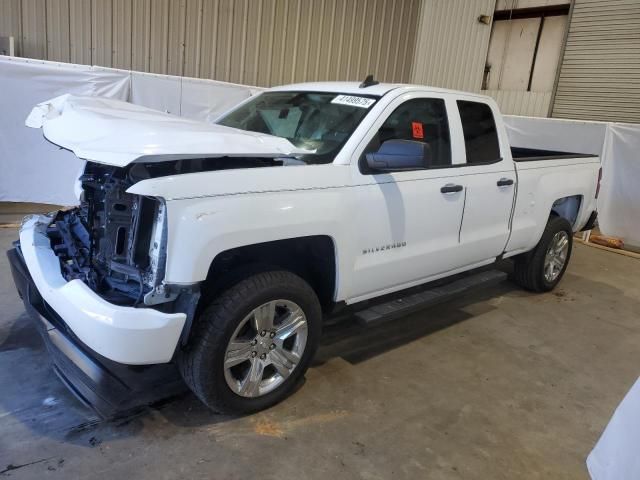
[9,79,601,416]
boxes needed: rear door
[453,99,516,265]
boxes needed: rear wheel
[512,215,573,292]
[179,270,321,414]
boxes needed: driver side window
[376,98,452,168]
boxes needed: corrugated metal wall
[411,0,496,92]
[0,0,421,86]
[483,90,552,116]
[410,0,563,117]
[552,0,640,122]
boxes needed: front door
[347,94,468,303]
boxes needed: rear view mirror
[366,139,432,171]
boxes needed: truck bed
[511,146,598,162]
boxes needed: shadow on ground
[1,269,636,456]
[1,280,517,448]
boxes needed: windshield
[216,91,377,164]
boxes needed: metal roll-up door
[552,0,640,123]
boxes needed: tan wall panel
[293,0,312,82]
[412,0,496,91]
[243,0,260,85]
[400,0,420,82]
[21,0,46,59]
[131,0,151,72]
[183,0,203,78]
[2,0,419,86]
[256,0,276,86]
[0,0,22,56]
[198,0,219,79]
[391,0,410,79]
[91,0,112,67]
[530,14,566,92]
[282,0,300,84]
[45,0,69,62]
[318,0,336,80]
[483,89,552,116]
[380,0,399,81]
[357,0,377,80]
[349,0,367,80]
[167,0,187,76]
[113,0,133,70]
[149,0,169,74]
[486,17,541,90]
[69,0,91,64]
[329,0,345,79]
[215,0,233,82]
[307,0,323,81]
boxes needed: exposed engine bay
[47,162,166,306]
[46,157,288,306]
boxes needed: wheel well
[202,236,337,311]
[550,195,582,228]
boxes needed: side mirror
[366,139,432,172]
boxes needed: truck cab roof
[268,81,493,101]
[268,81,402,96]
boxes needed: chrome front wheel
[179,270,321,414]
[224,300,308,398]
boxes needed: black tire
[512,215,573,292]
[179,270,322,414]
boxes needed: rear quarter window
[457,100,501,164]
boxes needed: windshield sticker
[331,95,376,109]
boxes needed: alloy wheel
[223,300,308,398]
[544,231,569,283]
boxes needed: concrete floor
[1,227,639,480]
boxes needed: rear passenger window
[377,98,452,167]
[457,100,501,164]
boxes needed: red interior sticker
[412,121,424,139]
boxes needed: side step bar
[354,270,507,325]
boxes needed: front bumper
[17,215,186,365]
[8,243,187,418]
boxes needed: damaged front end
[47,161,193,310]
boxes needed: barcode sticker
[331,95,376,109]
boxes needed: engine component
[48,162,163,305]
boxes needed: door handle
[497,178,514,187]
[440,183,463,194]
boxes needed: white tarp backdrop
[0,56,262,205]
[130,72,263,122]
[598,124,640,247]
[1,56,640,246]
[587,377,640,480]
[504,115,640,247]
[503,115,607,156]
[0,57,130,205]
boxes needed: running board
[354,270,507,325]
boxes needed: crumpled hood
[26,94,311,167]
